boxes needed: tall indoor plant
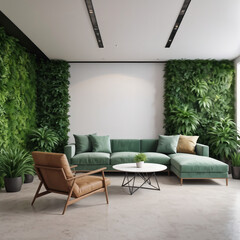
[0,148,35,192]
[208,117,240,167]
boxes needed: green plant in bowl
[134,153,147,168]
[28,126,59,152]
[134,153,147,162]
[0,148,35,192]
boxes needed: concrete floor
[0,173,240,240]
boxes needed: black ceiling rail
[0,11,48,59]
[85,0,104,48]
[165,0,191,48]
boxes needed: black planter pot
[4,177,22,192]
[24,174,34,183]
[232,166,240,179]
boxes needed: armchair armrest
[196,143,209,157]
[70,165,78,169]
[70,165,78,176]
[64,144,75,163]
[67,167,107,181]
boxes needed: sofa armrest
[64,144,76,163]
[195,143,209,157]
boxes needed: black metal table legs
[121,172,160,195]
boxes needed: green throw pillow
[156,135,180,154]
[89,135,112,153]
[74,133,96,154]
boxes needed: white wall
[68,63,165,143]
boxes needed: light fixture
[85,0,104,48]
[165,0,191,48]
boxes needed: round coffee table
[113,163,167,195]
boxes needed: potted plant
[208,117,240,172]
[0,175,4,189]
[0,148,35,192]
[134,153,147,168]
[231,152,240,179]
[28,126,59,152]
[24,156,35,183]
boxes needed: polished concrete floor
[0,173,240,240]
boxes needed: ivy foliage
[0,27,36,149]
[164,60,235,157]
[36,59,70,152]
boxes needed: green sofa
[64,139,229,185]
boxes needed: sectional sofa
[64,139,229,185]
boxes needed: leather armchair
[31,151,110,215]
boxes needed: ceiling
[0,0,240,61]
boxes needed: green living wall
[36,60,70,152]
[0,27,36,149]
[0,27,70,153]
[164,60,235,147]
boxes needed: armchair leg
[102,171,109,204]
[226,178,228,186]
[104,186,109,204]
[62,180,75,215]
[31,182,43,206]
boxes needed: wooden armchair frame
[32,166,109,215]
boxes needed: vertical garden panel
[36,60,70,152]
[0,27,36,149]
[164,60,235,146]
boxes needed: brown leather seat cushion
[75,176,110,197]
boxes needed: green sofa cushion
[89,135,112,153]
[171,165,228,178]
[140,139,158,152]
[111,139,140,153]
[144,152,170,165]
[71,152,110,165]
[157,135,180,154]
[74,134,93,154]
[169,153,228,173]
[111,152,138,165]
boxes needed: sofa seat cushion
[169,153,228,173]
[111,152,138,165]
[71,152,110,165]
[144,152,170,165]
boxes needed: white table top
[112,163,167,173]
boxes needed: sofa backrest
[111,139,140,152]
[140,139,158,152]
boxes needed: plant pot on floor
[4,177,22,192]
[136,161,144,168]
[24,174,34,183]
[232,166,240,179]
